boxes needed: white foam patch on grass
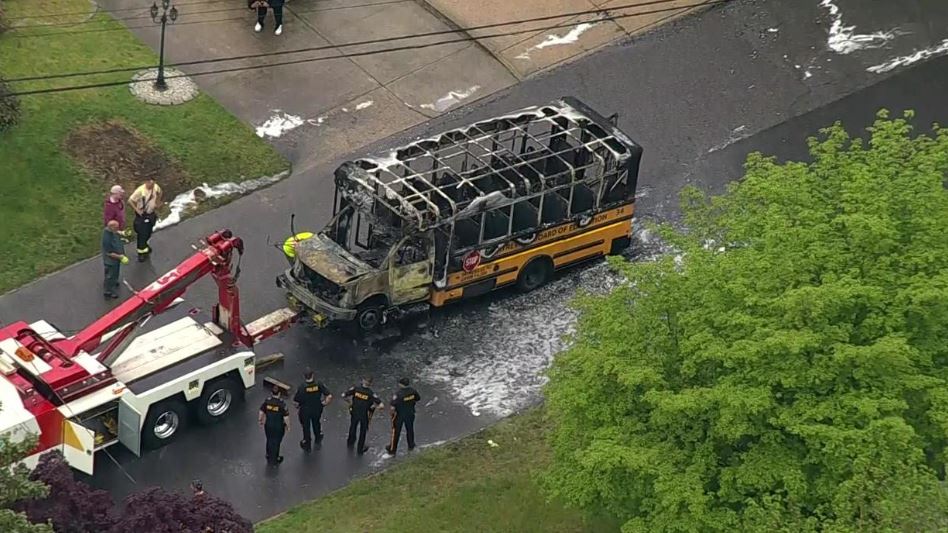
[420,86,481,113]
[820,0,903,54]
[155,172,289,230]
[867,38,948,73]
[255,111,304,139]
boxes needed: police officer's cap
[304,367,314,380]
[398,377,410,386]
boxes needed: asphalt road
[2,0,948,522]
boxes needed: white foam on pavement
[420,86,481,113]
[867,38,948,73]
[355,100,374,111]
[391,228,671,418]
[516,21,599,60]
[155,172,289,230]
[255,111,304,139]
[820,0,903,54]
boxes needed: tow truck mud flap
[117,399,143,457]
[62,420,96,475]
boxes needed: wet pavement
[2,0,948,522]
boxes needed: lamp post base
[130,68,199,106]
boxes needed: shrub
[18,452,117,533]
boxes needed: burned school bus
[276,97,642,333]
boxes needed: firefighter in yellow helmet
[282,232,314,265]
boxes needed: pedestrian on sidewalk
[259,385,289,465]
[128,178,163,262]
[103,185,127,233]
[343,377,382,455]
[101,220,128,299]
[385,377,420,455]
[250,0,284,36]
[293,367,332,452]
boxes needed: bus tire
[195,377,241,425]
[354,297,387,334]
[142,399,188,450]
[610,235,631,255]
[517,257,553,293]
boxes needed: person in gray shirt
[102,220,128,299]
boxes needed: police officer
[293,368,332,452]
[258,385,289,465]
[386,377,420,455]
[342,377,382,455]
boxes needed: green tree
[543,111,948,532]
[0,411,52,532]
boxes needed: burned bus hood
[296,234,373,284]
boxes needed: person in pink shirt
[103,185,127,232]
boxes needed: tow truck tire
[142,399,188,450]
[195,377,241,425]
[517,257,553,293]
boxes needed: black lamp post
[150,0,178,91]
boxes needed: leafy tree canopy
[543,111,948,532]
[0,429,51,533]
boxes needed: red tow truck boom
[0,230,298,474]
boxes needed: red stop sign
[462,250,481,272]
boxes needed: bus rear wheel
[517,257,553,293]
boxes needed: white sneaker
[254,22,262,32]
[275,25,283,36]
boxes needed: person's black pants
[346,413,370,453]
[257,5,283,27]
[388,414,415,453]
[265,426,285,464]
[299,409,322,448]
[133,213,156,258]
[103,263,120,296]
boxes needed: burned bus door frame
[388,232,435,305]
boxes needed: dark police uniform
[342,384,382,454]
[387,386,420,454]
[293,379,331,450]
[259,394,288,464]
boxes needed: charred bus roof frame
[331,96,643,235]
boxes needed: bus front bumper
[276,273,358,326]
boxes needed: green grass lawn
[257,409,620,533]
[0,0,288,293]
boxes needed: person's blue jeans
[103,263,120,296]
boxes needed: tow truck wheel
[195,377,241,425]
[517,257,553,293]
[142,399,188,450]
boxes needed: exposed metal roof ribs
[335,98,638,231]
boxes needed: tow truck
[0,230,298,474]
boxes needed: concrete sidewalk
[96,0,702,177]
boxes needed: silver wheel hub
[153,411,179,439]
[206,389,233,417]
